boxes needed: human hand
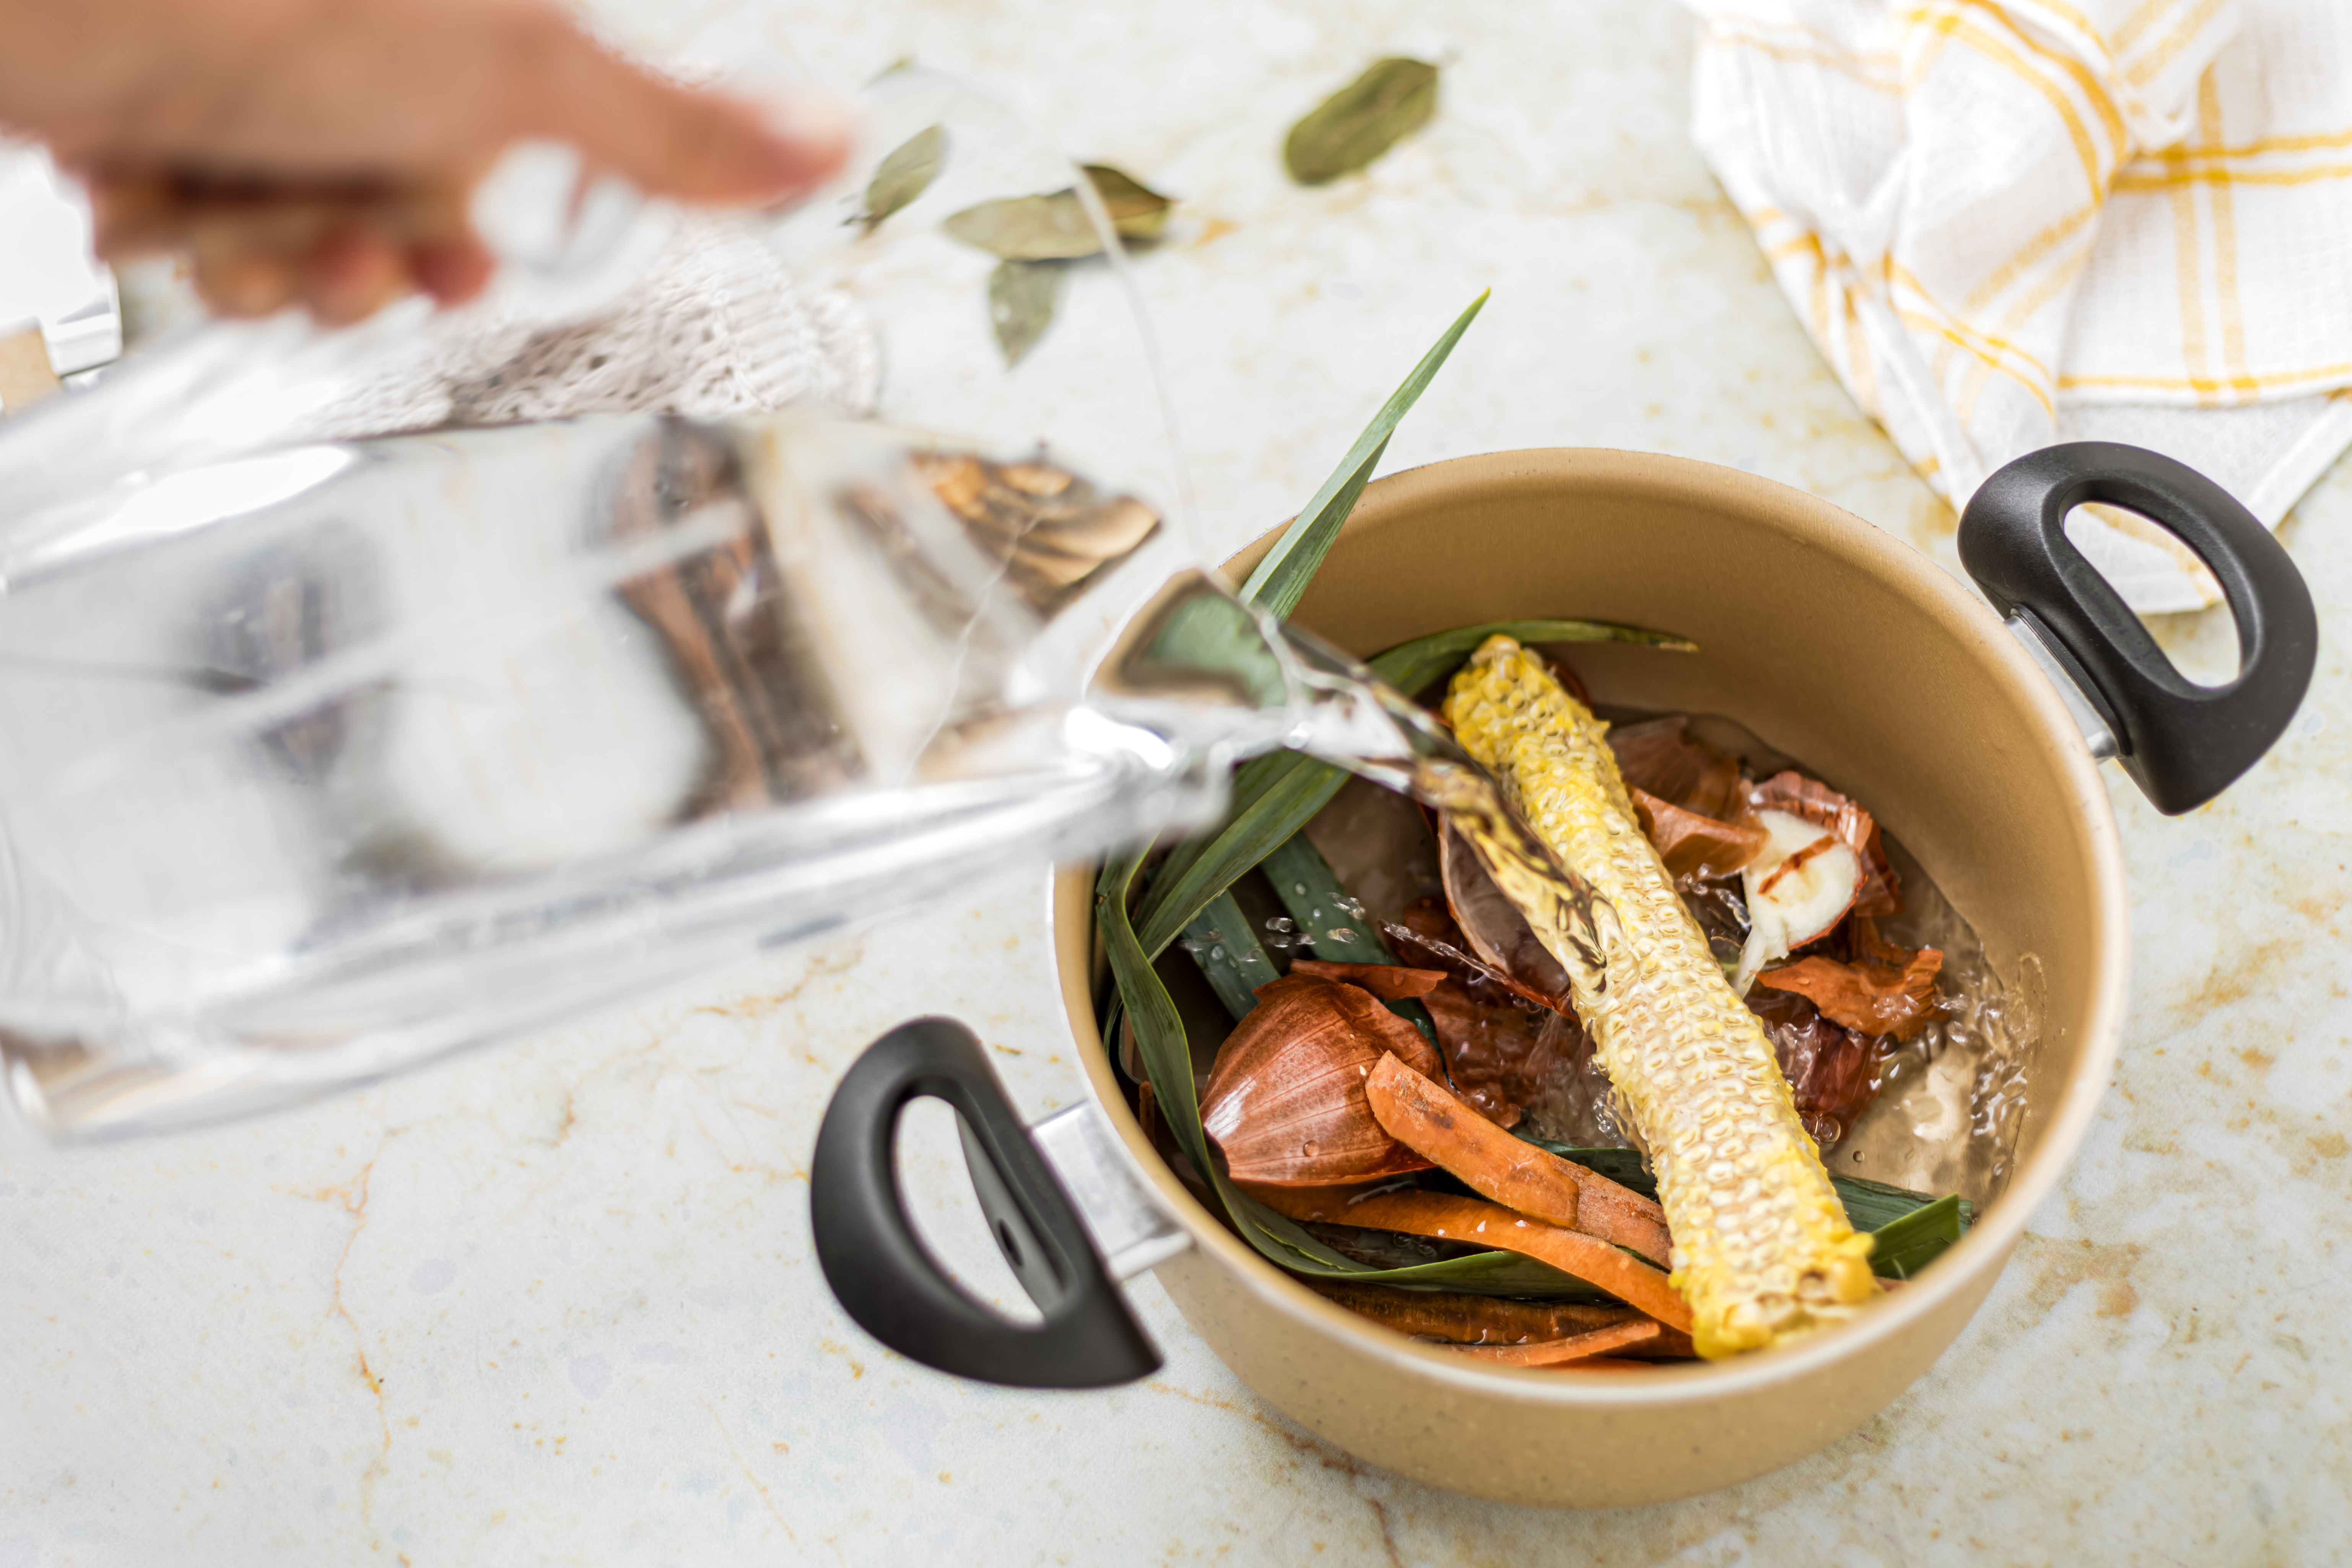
[0,0,850,324]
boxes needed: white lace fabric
[300,215,880,443]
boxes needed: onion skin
[1756,947,1944,1041]
[1383,898,1578,1126]
[1628,786,1767,880]
[1200,974,1443,1187]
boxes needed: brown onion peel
[1607,716,1744,821]
[1199,974,1443,1187]
[1627,786,1768,880]
[1287,959,1447,1001]
[1755,947,1945,1041]
[1746,987,1887,1148]
[1384,899,1580,1127]
[1435,819,1576,1012]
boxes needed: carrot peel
[1447,1318,1663,1366]
[1363,1053,1673,1267]
[1333,1188,1693,1334]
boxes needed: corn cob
[1443,636,1876,1357]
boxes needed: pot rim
[1057,446,2129,1403]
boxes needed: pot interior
[1065,447,2125,1377]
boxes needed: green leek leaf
[1373,618,1700,700]
[1238,292,1487,619]
[1254,831,1435,1043]
[1516,1138,1973,1279]
[1863,1193,1967,1279]
[1134,751,1349,957]
[1179,891,1281,1020]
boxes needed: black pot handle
[809,1017,1160,1388]
[1958,441,2317,815]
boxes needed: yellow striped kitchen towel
[1684,0,2352,611]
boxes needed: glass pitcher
[0,73,1365,1138]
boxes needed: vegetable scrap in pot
[1628,786,1767,880]
[1433,821,1576,1012]
[1288,958,1446,1001]
[1334,1190,1691,1332]
[1363,1052,1584,1231]
[1199,972,1441,1186]
[1364,1053,1672,1265]
[1252,1183,1690,1332]
[1747,769,1900,916]
[1755,947,1944,1041]
[1383,896,1576,1126]
[1609,715,1743,820]
[1445,1318,1676,1367]
[1099,391,2001,1365]
[1746,987,1887,1151]
[1304,1280,1651,1346]
[1736,806,1865,991]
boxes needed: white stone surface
[6,2,2350,1562]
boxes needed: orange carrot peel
[1253,1183,1692,1334]
[1446,1318,1667,1366]
[1363,1053,1673,1266]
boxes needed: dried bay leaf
[1284,57,1440,185]
[945,165,1175,259]
[948,193,1104,260]
[857,123,946,231]
[989,258,1066,365]
[1080,164,1174,242]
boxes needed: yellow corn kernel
[1443,635,1876,1357]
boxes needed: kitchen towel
[301,213,879,442]
[1683,0,2352,610]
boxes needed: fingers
[87,166,482,322]
[408,234,494,307]
[193,244,302,319]
[514,21,851,206]
[303,228,407,325]
[69,0,847,327]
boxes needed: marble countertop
[7,3,2350,1562]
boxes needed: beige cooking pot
[810,445,2313,1506]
